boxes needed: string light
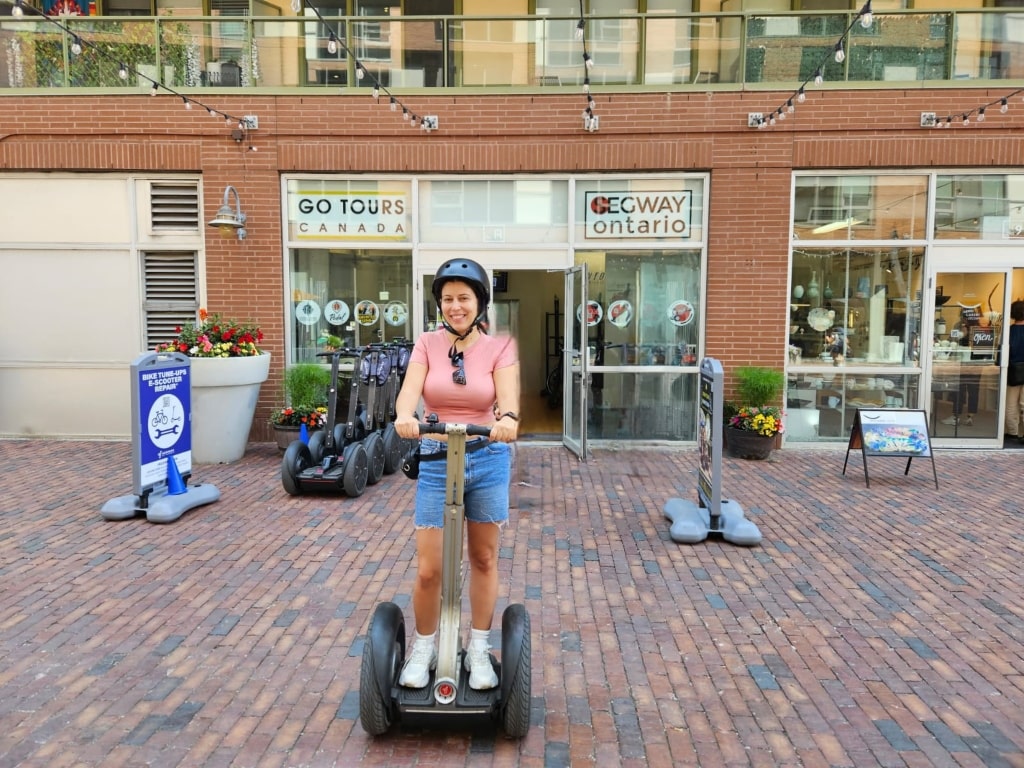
[930,87,1024,128]
[291,0,431,131]
[750,1,872,128]
[577,0,598,132]
[7,0,252,145]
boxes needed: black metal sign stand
[842,408,938,490]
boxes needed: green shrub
[282,363,330,410]
[734,366,784,406]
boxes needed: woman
[393,258,520,690]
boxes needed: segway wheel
[363,432,386,485]
[382,424,403,475]
[359,602,405,736]
[341,442,369,497]
[281,441,312,496]
[307,430,326,464]
[500,603,532,738]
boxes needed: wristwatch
[498,411,520,422]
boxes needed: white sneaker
[399,637,436,688]
[464,643,498,690]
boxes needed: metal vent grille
[143,251,198,349]
[150,181,200,231]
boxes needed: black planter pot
[724,426,775,460]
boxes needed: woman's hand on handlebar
[489,416,518,444]
[395,413,420,440]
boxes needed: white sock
[469,627,491,649]
[413,630,435,647]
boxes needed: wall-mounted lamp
[208,185,247,241]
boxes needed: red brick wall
[3,87,1022,430]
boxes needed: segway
[359,419,532,738]
[358,343,395,484]
[281,347,368,497]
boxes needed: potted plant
[269,362,331,451]
[725,366,785,460]
[155,308,270,463]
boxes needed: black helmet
[431,258,490,333]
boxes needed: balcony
[0,9,1021,92]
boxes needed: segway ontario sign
[584,190,692,239]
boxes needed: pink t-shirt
[410,329,518,424]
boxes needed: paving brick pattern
[0,439,1022,768]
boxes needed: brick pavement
[0,438,1022,768]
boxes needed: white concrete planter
[190,353,270,464]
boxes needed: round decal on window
[355,300,380,327]
[295,299,322,326]
[324,299,350,326]
[607,299,633,328]
[384,301,408,326]
[667,300,694,327]
[576,300,603,327]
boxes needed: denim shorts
[414,438,511,528]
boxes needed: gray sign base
[101,483,220,524]
[663,497,762,546]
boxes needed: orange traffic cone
[166,456,187,495]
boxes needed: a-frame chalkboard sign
[842,408,938,489]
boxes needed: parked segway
[281,347,368,497]
[359,419,531,738]
[357,343,393,485]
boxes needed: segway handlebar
[417,419,492,438]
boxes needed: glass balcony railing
[0,10,1020,91]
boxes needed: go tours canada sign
[291,191,409,241]
[584,190,692,240]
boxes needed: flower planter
[190,353,271,463]
[724,426,775,460]
[272,424,322,451]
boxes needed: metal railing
[0,10,1019,91]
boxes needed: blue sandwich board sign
[132,352,191,496]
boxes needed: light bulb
[327,33,337,55]
[150,82,158,95]
[583,52,593,70]
[588,98,595,110]
[834,42,845,64]
[372,85,379,99]
[402,108,409,121]
[778,109,786,121]
[583,77,590,94]
[390,96,397,111]
[209,108,217,118]
[183,97,191,110]
[770,115,776,126]
[977,108,985,122]
[356,65,365,80]
[575,19,585,40]
[1001,99,1008,113]
[859,0,873,27]
[797,87,806,103]
[962,115,969,126]
[814,70,823,85]
[70,36,82,56]
[290,0,301,12]
[118,62,128,80]
[787,99,794,113]
[12,0,24,16]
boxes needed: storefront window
[789,247,924,367]
[792,174,928,242]
[289,248,413,363]
[418,178,569,244]
[934,174,1024,240]
[576,249,702,368]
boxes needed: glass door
[562,264,588,458]
[926,253,1011,447]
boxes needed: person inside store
[1004,300,1024,442]
[393,258,520,690]
[824,326,847,365]
[948,305,995,427]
